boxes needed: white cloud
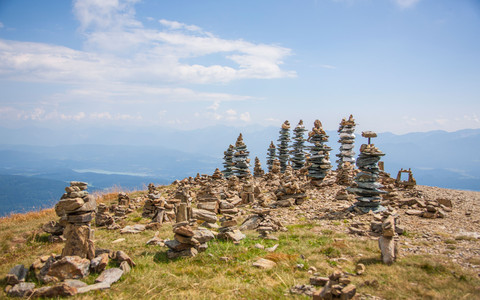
[240,112,251,122]
[226,109,237,116]
[393,0,420,9]
[159,19,203,33]
[320,64,336,69]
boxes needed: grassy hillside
[1,187,479,299]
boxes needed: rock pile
[117,192,130,206]
[336,161,355,186]
[142,193,167,223]
[166,222,215,258]
[291,120,308,170]
[347,133,387,213]
[196,185,219,213]
[336,114,356,169]
[277,120,291,173]
[312,271,356,300]
[95,204,114,227]
[212,168,223,180]
[307,120,332,183]
[222,144,235,178]
[217,215,246,242]
[253,157,265,177]
[266,141,276,173]
[54,181,96,259]
[275,165,306,206]
[233,134,251,178]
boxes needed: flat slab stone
[7,282,35,297]
[405,209,423,216]
[95,268,123,285]
[120,224,146,234]
[77,282,111,294]
[253,258,276,269]
[6,264,28,285]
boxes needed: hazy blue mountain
[0,125,478,216]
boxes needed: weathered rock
[6,264,27,285]
[95,268,123,285]
[64,279,88,289]
[77,282,111,294]
[192,208,217,223]
[167,247,198,259]
[32,283,77,297]
[115,250,136,267]
[47,256,90,280]
[165,239,193,251]
[174,234,200,246]
[62,224,95,259]
[119,261,131,274]
[193,228,215,244]
[42,221,64,235]
[239,215,261,231]
[120,224,146,234]
[224,229,246,242]
[173,225,195,237]
[7,282,35,297]
[355,263,366,275]
[405,209,423,216]
[310,276,329,286]
[90,253,109,273]
[378,236,397,265]
[252,258,276,269]
[341,284,357,299]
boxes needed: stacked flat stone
[117,192,130,206]
[266,141,276,173]
[291,120,308,170]
[95,203,114,227]
[212,168,223,180]
[307,120,332,182]
[233,133,251,178]
[336,161,354,186]
[347,132,387,212]
[196,185,219,214]
[275,165,306,206]
[378,215,399,264]
[253,157,265,177]
[313,271,356,299]
[336,114,356,169]
[277,121,291,173]
[240,180,255,205]
[217,216,246,242]
[222,144,235,178]
[147,183,156,194]
[142,193,167,223]
[54,181,96,260]
[166,222,215,259]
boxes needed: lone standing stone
[55,181,96,259]
[347,132,387,213]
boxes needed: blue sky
[0,0,479,134]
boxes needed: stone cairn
[253,157,265,177]
[196,185,219,214]
[378,215,399,264]
[277,120,291,173]
[291,120,308,170]
[233,133,251,178]
[239,209,286,240]
[142,192,167,223]
[218,215,246,242]
[212,168,223,180]
[95,203,114,228]
[312,270,356,300]
[275,165,306,207]
[347,131,387,213]
[307,120,332,184]
[266,141,276,173]
[336,114,356,169]
[222,144,235,178]
[54,181,96,260]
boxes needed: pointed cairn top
[269,141,276,149]
[297,119,304,127]
[309,119,327,139]
[236,133,245,147]
[282,120,291,130]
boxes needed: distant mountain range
[0,125,478,216]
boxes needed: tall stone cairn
[277,120,291,173]
[54,181,96,260]
[307,120,332,182]
[253,157,265,177]
[291,120,308,170]
[347,131,387,212]
[222,144,235,178]
[336,114,356,169]
[266,141,276,173]
[233,133,251,178]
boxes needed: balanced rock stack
[275,165,306,206]
[313,271,356,300]
[142,193,167,223]
[347,132,387,213]
[217,215,246,242]
[336,114,356,169]
[54,181,96,259]
[336,161,355,186]
[95,203,114,227]
[266,141,276,173]
[148,183,156,194]
[212,168,223,180]
[291,120,308,170]
[253,157,265,177]
[166,222,215,258]
[118,192,130,206]
[378,215,399,264]
[307,120,332,183]
[241,180,255,205]
[196,185,219,214]
[233,134,251,178]
[222,145,235,178]
[277,120,291,173]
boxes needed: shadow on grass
[357,257,382,266]
[153,251,174,264]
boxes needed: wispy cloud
[320,64,336,69]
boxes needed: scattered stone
[290,284,315,296]
[356,263,366,275]
[115,251,136,267]
[32,283,77,297]
[76,282,111,294]
[6,264,27,285]
[46,256,90,281]
[95,268,123,285]
[120,224,146,234]
[112,238,126,244]
[7,282,35,297]
[119,261,131,274]
[90,253,109,273]
[252,258,276,269]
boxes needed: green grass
[1,191,480,299]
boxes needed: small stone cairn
[307,120,332,184]
[196,185,219,213]
[275,165,306,206]
[266,141,276,173]
[291,120,308,170]
[212,168,223,180]
[378,215,399,264]
[336,161,355,186]
[313,270,356,299]
[336,114,356,169]
[95,203,114,227]
[347,131,387,213]
[218,215,246,242]
[277,120,291,173]
[233,134,251,178]
[222,144,235,178]
[253,157,265,177]
[54,181,96,259]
